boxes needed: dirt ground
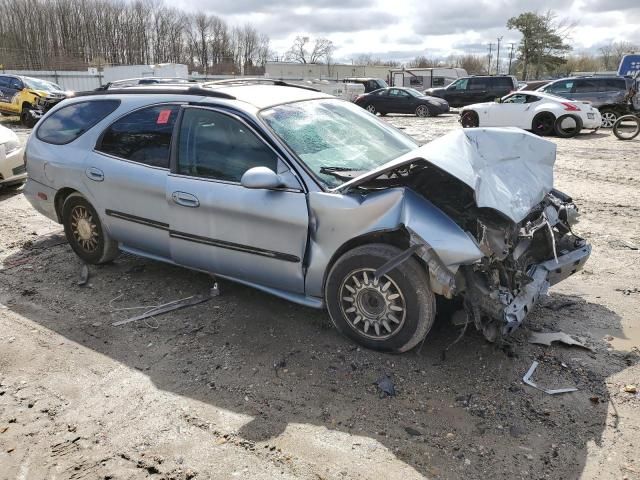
[0,112,639,480]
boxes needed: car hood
[425,87,446,96]
[0,125,18,144]
[332,127,556,223]
[421,95,448,104]
[465,101,495,109]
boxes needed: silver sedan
[23,82,591,352]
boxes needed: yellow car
[0,74,67,127]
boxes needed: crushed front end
[459,189,591,341]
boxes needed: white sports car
[459,91,602,138]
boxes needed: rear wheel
[460,111,479,128]
[365,104,376,114]
[415,104,431,117]
[554,114,583,138]
[325,244,436,353]
[612,115,640,140]
[599,108,619,128]
[62,193,119,264]
[531,112,555,136]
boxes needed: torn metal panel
[333,128,556,223]
[522,361,578,395]
[305,188,484,297]
[528,331,592,350]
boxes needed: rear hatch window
[36,100,120,145]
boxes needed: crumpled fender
[305,187,484,297]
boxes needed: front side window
[37,100,120,145]
[448,79,468,91]
[97,104,180,168]
[545,80,574,94]
[261,99,418,188]
[176,108,278,182]
[502,94,528,104]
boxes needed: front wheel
[415,104,431,117]
[62,193,119,264]
[612,115,640,140]
[365,104,376,114]
[460,110,479,128]
[325,244,436,353]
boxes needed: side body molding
[304,187,484,297]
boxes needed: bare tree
[285,36,334,64]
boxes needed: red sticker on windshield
[157,109,171,124]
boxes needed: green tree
[507,11,572,80]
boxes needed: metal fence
[2,70,103,91]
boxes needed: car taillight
[562,102,580,111]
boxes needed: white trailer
[390,67,467,89]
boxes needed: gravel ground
[0,112,639,480]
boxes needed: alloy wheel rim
[416,105,428,117]
[601,112,617,128]
[339,268,406,340]
[535,115,554,133]
[71,205,99,252]
[461,113,477,127]
[366,105,376,113]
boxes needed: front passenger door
[167,107,309,293]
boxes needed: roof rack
[75,85,237,100]
[202,78,321,92]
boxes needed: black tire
[460,110,479,128]
[325,243,436,353]
[378,112,387,117]
[554,114,583,138]
[62,193,119,264]
[415,104,431,117]
[612,115,640,141]
[599,108,619,129]
[531,112,556,136]
[20,108,37,128]
[364,104,376,114]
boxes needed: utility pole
[496,36,503,75]
[508,43,515,75]
[487,43,493,75]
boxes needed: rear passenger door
[466,78,489,104]
[86,103,182,259]
[167,106,309,293]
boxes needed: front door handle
[86,167,104,182]
[171,191,200,208]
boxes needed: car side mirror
[241,166,284,190]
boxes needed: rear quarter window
[36,100,120,145]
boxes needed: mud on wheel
[62,193,119,264]
[325,244,436,353]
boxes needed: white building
[265,62,392,82]
[103,64,188,83]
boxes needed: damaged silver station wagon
[24,80,591,352]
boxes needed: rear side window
[37,100,120,145]
[602,78,627,91]
[96,104,180,168]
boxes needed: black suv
[343,77,388,93]
[424,75,518,108]
[536,76,636,128]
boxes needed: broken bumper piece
[503,243,591,334]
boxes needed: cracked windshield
[261,99,417,187]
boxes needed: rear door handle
[86,167,104,182]
[171,191,200,208]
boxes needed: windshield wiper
[319,166,368,181]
